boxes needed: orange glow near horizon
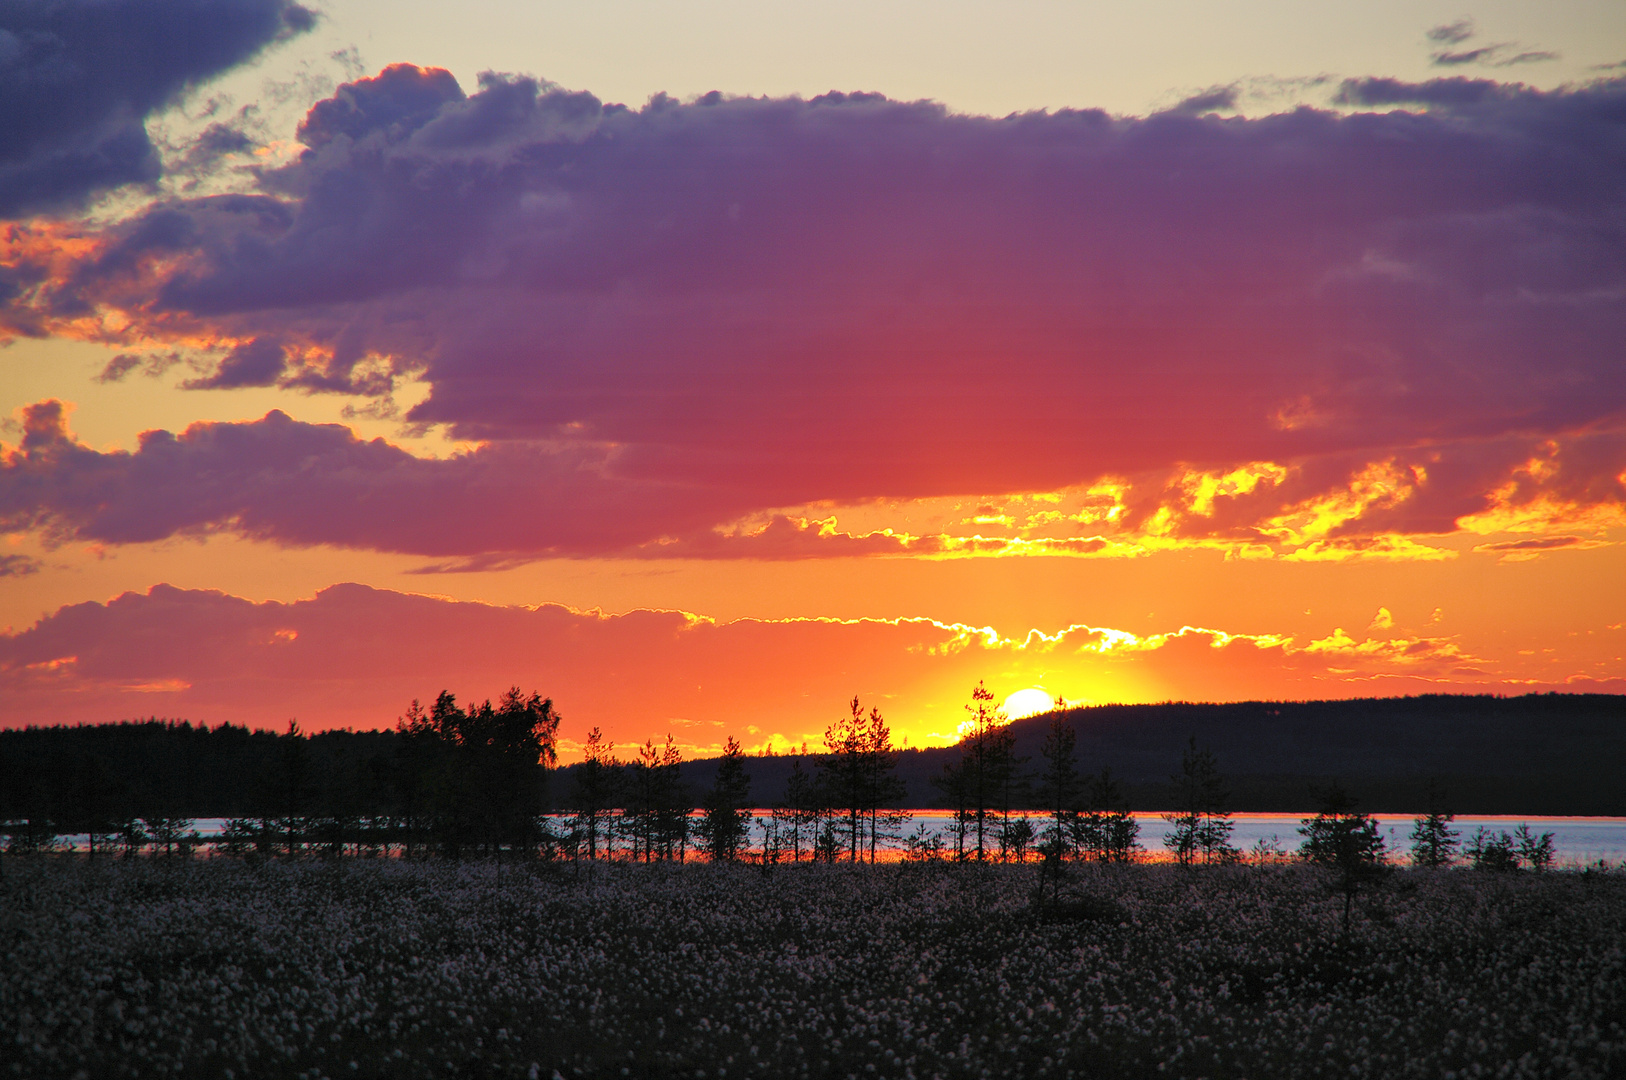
[3,567,1621,763]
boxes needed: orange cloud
[3,583,1604,756]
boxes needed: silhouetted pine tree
[1163,736,1236,865]
[626,738,662,861]
[929,756,972,861]
[779,758,819,863]
[996,743,1031,863]
[951,682,1016,862]
[627,734,687,861]
[1001,816,1034,861]
[1033,714,1081,901]
[860,705,909,863]
[1299,783,1387,934]
[144,815,197,858]
[654,737,690,862]
[393,699,441,858]
[699,738,751,862]
[819,698,871,861]
[1036,715,1081,861]
[1514,823,1555,871]
[61,756,126,861]
[1075,766,1139,863]
[270,720,313,857]
[1465,827,1519,871]
[818,697,908,862]
[570,727,620,864]
[1408,784,1459,868]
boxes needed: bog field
[4,860,1624,1080]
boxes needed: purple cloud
[1473,536,1608,553]
[0,0,313,218]
[1426,20,1475,47]
[0,401,761,558]
[0,552,38,577]
[1421,20,1557,69]
[295,62,465,148]
[2,69,1623,557]
[182,336,287,389]
[1167,84,1239,115]
[4,399,1620,563]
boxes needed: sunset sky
[3,0,1623,758]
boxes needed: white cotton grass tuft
[0,859,1621,1078]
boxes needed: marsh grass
[3,859,1623,1079]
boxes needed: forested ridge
[686,692,1626,815]
[1,693,1622,834]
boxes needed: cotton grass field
[4,859,1623,1080]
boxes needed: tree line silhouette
[0,685,1582,869]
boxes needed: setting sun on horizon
[1001,688,1055,720]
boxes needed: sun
[1001,687,1055,720]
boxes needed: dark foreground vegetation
[3,859,1622,1080]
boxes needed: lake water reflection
[95,813,1626,865]
[890,812,1626,865]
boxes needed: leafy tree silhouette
[391,688,560,859]
[478,687,561,859]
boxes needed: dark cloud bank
[0,0,312,219]
[3,61,1624,558]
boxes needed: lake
[52,812,1626,864]
[761,811,1626,865]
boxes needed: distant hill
[670,694,1626,815]
[3,694,1622,819]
